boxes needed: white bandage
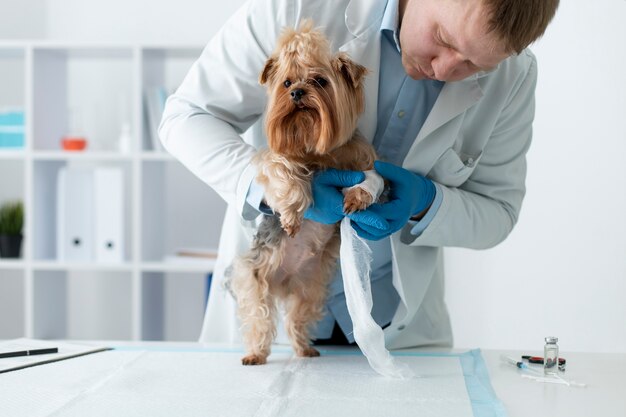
[340,218,414,379]
[342,170,384,202]
[338,169,414,379]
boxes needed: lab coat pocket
[428,148,482,187]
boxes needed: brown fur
[230,20,379,365]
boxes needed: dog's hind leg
[284,232,340,357]
[231,255,280,365]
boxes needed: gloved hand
[304,169,366,224]
[348,160,435,240]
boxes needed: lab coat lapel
[418,78,483,142]
[404,78,484,168]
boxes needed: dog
[230,20,382,365]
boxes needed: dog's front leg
[257,155,312,238]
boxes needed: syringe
[500,355,543,375]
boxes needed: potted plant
[0,201,23,258]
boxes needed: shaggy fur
[230,20,380,365]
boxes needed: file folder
[94,167,124,262]
[57,167,95,261]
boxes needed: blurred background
[0,0,624,353]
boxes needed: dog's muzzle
[290,88,306,102]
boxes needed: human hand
[348,160,435,240]
[304,169,366,224]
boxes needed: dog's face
[260,21,367,157]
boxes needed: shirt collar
[380,0,402,53]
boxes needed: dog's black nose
[290,88,305,101]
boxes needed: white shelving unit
[0,41,226,342]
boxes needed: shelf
[0,149,26,159]
[0,42,224,342]
[33,151,134,161]
[32,261,134,272]
[141,260,216,273]
[32,46,133,59]
[21,261,215,273]
[139,151,174,161]
[27,151,176,163]
[0,259,25,270]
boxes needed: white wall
[2,0,624,351]
[445,0,626,353]
[0,0,46,40]
[45,0,242,44]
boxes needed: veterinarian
[160,0,559,348]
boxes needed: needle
[500,355,543,375]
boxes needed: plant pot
[0,234,22,258]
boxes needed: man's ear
[333,53,368,88]
[259,57,276,85]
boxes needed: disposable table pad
[0,347,506,417]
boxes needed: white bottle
[117,123,132,154]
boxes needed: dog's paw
[343,187,374,214]
[296,346,320,358]
[280,215,302,238]
[283,223,301,238]
[241,354,268,365]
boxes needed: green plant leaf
[0,201,24,235]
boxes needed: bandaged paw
[342,170,384,214]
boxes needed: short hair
[482,0,560,54]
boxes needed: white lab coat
[159,0,537,349]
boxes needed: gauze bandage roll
[339,170,414,379]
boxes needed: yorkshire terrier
[230,20,382,365]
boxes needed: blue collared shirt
[313,0,444,342]
[246,0,445,342]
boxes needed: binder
[94,168,124,262]
[57,167,95,261]
[56,166,125,263]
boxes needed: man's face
[398,0,510,82]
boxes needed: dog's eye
[314,77,328,87]
[283,80,292,88]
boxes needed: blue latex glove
[348,160,436,240]
[304,169,367,224]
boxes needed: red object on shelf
[61,136,87,151]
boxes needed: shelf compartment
[0,160,26,261]
[140,47,202,152]
[141,159,225,263]
[0,159,25,208]
[32,47,135,152]
[0,269,25,338]
[142,271,209,341]
[0,47,26,151]
[33,270,132,340]
[32,160,133,263]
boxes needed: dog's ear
[259,57,277,85]
[334,53,368,88]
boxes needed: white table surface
[479,349,626,417]
[2,341,625,417]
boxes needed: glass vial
[544,336,559,375]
